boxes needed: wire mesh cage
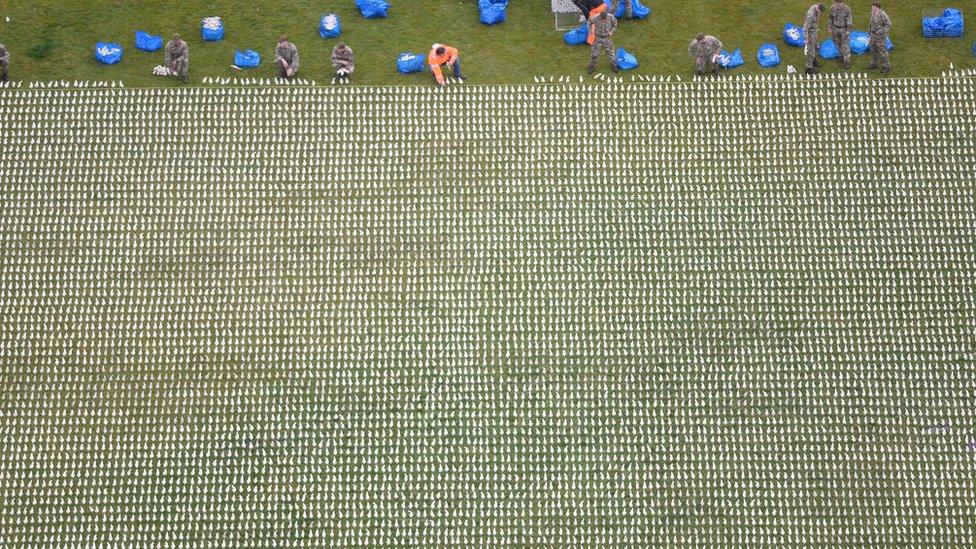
[552,0,584,30]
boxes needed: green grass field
[0,1,975,85]
[1,76,974,544]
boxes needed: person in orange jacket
[572,0,608,45]
[428,43,465,86]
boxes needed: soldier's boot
[842,61,851,69]
[813,59,821,68]
[880,67,889,74]
[587,64,596,75]
[181,74,189,84]
[805,67,818,75]
[1,72,7,82]
[610,64,620,73]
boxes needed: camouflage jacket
[688,36,723,59]
[803,5,821,34]
[275,42,300,69]
[869,9,892,36]
[828,3,853,31]
[164,40,188,65]
[590,13,618,38]
[331,45,354,66]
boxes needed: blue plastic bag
[819,38,839,59]
[95,42,123,65]
[135,31,163,52]
[718,49,744,69]
[479,0,508,25]
[615,48,638,70]
[201,17,224,41]
[922,8,964,38]
[850,31,870,54]
[756,43,780,67]
[234,49,261,68]
[564,23,589,46]
[320,14,341,38]
[357,0,390,19]
[632,0,651,19]
[396,52,425,74]
[605,0,651,19]
[783,23,805,47]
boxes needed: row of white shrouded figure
[0,74,974,547]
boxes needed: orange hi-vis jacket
[428,44,459,85]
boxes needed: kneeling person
[275,36,300,79]
[688,33,723,75]
[165,34,189,83]
[0,43,8,82]
[331,42,355,78]
[428,44,465,86]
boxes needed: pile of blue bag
[783,23,805,47]
[135,31,163,52]
[320,14,341,38]
[850,31,894,54]
[615,48,638,70]
[397,52,425,74]
[605,0,652,19]
[479,0,508,25]
[564,23,589,46]
[718,49,744,69]
[922,8,964,38]
[95,42,123,65]
[757,43,780,67]
[234,49,261,68]
[201,17,224,41]
[357,0,390,19]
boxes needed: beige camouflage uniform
[164,39,189,82]
[688,35,723,75]
[275,41,300,79]
[868,7,892,72]
[588,12,618,73]
[828,0,853,66]
[331,43,355,75]
[803,5,822,70]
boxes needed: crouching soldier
[688,33,723,76]
[275,36,300,79]
[331,42,355,78]
[165,34,189,83]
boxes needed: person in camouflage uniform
[0,43,9,82]
[867,2,892,73]
[331,43,355,78]
[611,0,633,19]
[828,0,853,69]
[803,4,825,74]
[688,33,723,76]
[164,34,189,84]
[588,11,619,74]
[275,36,300,79]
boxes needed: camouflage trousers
[694,56,718,75]
[804,30,819,69]
[332,59,354,73]
[831,29,851,63]
[588,37,616,70]
[171,60,189,78]
[869,34,890,70]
